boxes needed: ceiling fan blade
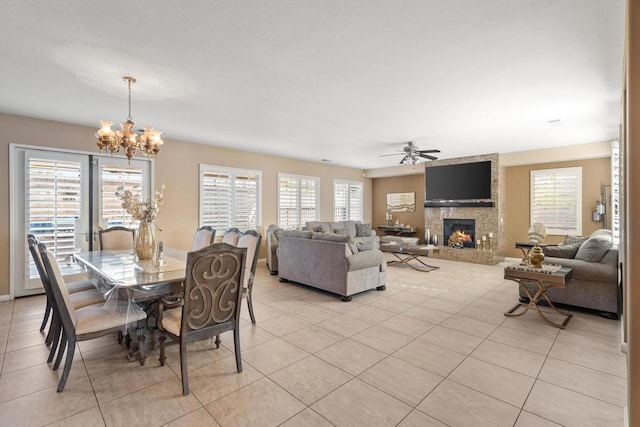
[417,149,441,154]
[379,153,404,157]
[417,153,438,161]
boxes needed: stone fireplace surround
[424,153,505,265]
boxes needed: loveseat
[519,229,620,317]
[276,230,386,301]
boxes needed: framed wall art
[387,192,415,212]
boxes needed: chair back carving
[181,243,246,335]
[222,228,241,246]
[191,226,216,251]
[99,226,135,250]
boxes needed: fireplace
[443,219,475,249]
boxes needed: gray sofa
[519,229,619,316]
[277,230,386,301]
[265,221,379,275]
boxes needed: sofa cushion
[575,236,613,262]
[273,228,284,240]
[343,221,358,237]
[355,223,372,237]
[305,221,331,233]
[543,244,580,259]
[312,232,359,254]
[282,230,313,239]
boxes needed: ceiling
[0,1,626,169]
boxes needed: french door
[10,146,152,297]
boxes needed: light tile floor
[0,258,627,426]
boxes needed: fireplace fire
[443,218,476,249]
[448,230,473,248]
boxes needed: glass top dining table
[73,248,188,298]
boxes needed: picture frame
[387,192,415,212]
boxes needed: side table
[503,265,573,328]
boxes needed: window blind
[200,166,261,232]
[278,174,320,228]
[334,180,364,221]
[530,167,582,235]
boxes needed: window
[334,180,364,221]
[200,165,262,232]
[278,173,320,228]
[530,167,582,235]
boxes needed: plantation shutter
[200,166,261,232]
[278,173,319,228]
[530,167,582,235]
[100,163,144,228]
[27,157,83,276]
[334,180,364,221]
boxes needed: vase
[529,244,545,268]
[135,221,158,261]
[425,229,431,245]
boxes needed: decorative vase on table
[135,221,158,260]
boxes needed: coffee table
[503,265,573,328]
[380,244,440,272]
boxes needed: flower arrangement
[115,184,165,223]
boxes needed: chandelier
[95,76,163,161]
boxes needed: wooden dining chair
[39,243,148,392]
[157,243,246,395]
[99,226,135,250]
[27,235,105,360]
[191,225,216,251]
[236,230,262,324]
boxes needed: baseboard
[0,294,12,302]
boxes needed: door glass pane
[96,157,151,230]
[26,154,88,281]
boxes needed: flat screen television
[425,161,493,207]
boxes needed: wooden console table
[377,225,418,237]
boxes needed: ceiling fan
[379,141,441,165]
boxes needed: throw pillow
[563,235,589,246]
[355,223,372,237]
[333,228,347,235]
[356,239,375,252]
[543,244,579,259]
[575,237,613,262]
